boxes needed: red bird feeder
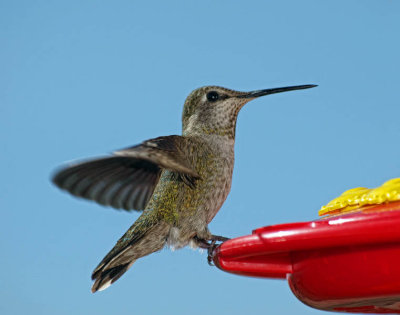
[213,178,400,313]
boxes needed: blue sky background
[2,1,400,314]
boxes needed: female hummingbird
[52,84,316,292]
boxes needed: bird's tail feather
[91,211,169,292]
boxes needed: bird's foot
[193,234,230,266]
[193,236,211,249]
[207,239,218,266]
[210,234,230,242]
[207,235,230,265]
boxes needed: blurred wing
[52,135,200,211]
[52,157,161,211]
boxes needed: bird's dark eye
[206,91,219,102]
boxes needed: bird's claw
[193,234,230,266]
[207,239,218,266]
[193,234,230,265]
[211,235,230,242]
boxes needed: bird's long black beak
[238,84,317,99]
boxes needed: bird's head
[182,84,317,138]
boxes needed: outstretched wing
[52,135,200,211]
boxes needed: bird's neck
[182,115,237,139]
[182,131,236,161]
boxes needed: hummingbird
[52,84,316,292]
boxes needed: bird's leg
[192,236,211,249]
[193,234,230,247]
[191,235,230,266]
[210,234,230,242]
[207,239,218,266]
[193,229,230,265]
[206,235,230,265]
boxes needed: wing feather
[52,135,200,211]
